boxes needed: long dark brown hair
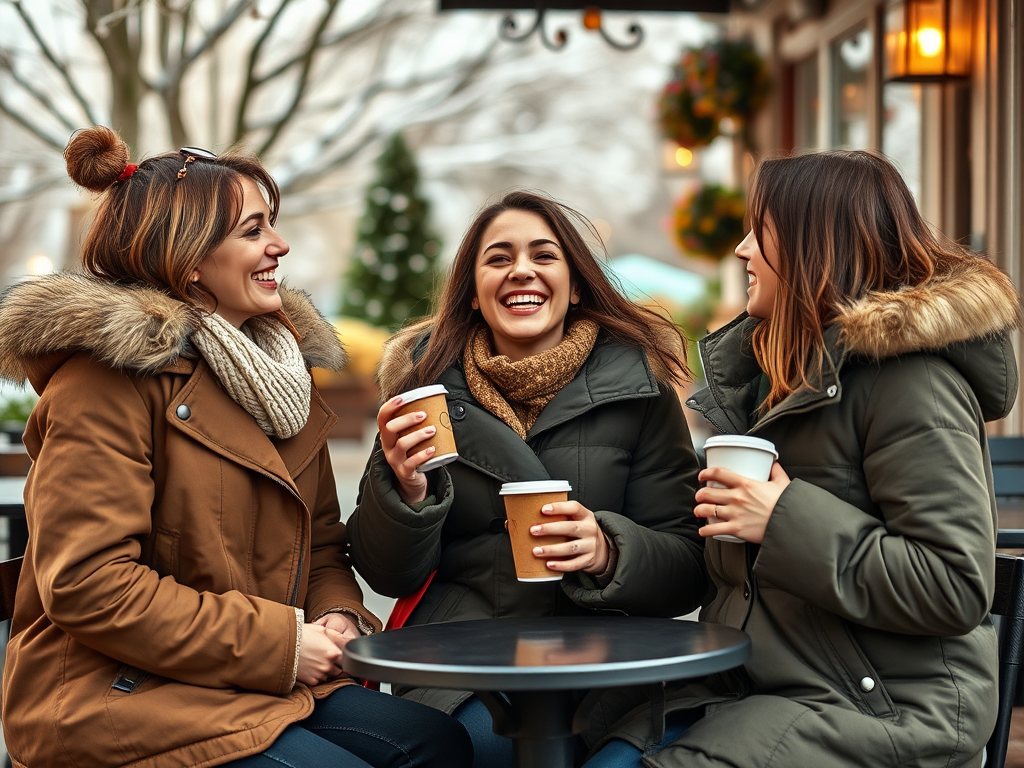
[391,190,691,394]
[63,126,296,334]
[747,149,956,410]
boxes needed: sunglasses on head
[176,146,217,180]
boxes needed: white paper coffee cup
[703,435,778,543]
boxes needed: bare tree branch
[0,173,64,205]
[155,0,253,89]
[0,54,80,134]
[255,0,343,156]
[12,0,100,125]
[233,0,295,143]
[0,97,66,151]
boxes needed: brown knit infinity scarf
[463,318,599,439]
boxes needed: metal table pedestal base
[478,689,579,768]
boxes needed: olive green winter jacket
[347,334,708,732]
[609,252,1021,768]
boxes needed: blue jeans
[227,684,473,768]
[453,695,514,768]
[581,710,702,768]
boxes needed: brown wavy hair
[390,190,691,394]
[747,150,950,411]
[64,126,296,333]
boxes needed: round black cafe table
[343,616,750,768]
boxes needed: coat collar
[167,357,335,489]
[441,339,659,482]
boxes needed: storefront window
[832,26,872,149]
[882,83,923,204]
[793,55,819,151]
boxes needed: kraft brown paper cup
[500,480,572,582]
[395,385,458,473]
[703,435,778,543]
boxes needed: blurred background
[2,0,1019,432]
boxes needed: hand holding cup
[695,435,789,544]
[379,385,458,505]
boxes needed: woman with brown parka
[0,127,472,768]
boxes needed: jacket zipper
[690,342,733,435]
[111,664,150,693]
[685,396,731,436]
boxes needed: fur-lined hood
[0,273,346,389]
[836,250,1022,358]
[695,251,1022,428]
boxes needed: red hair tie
[117,164,138,181]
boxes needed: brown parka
[0,275,381,768]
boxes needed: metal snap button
[175,404,191,420]
[450,402,467,420]
[826,385,838,397]
[859,676,875,692]
[742,580,751,600]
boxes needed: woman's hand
[529,501,610,575]
[314,612,362,640]
[377,395,436,505]
[694,462,791,544]
[295,623,348,687]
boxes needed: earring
[191,274,200,283]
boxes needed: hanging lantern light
[884,0,972,82]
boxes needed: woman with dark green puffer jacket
[346,190,709,768]
[584,150,1023,768]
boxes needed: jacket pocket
[807,605,897,720]
[152,527,180,579]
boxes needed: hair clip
[177,156,195,180]
[176,146,217,180]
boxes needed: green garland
[673,184,746,260]
[658,38,771,149]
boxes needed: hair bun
[64,126,131,192]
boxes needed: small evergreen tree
[340,133,442,329]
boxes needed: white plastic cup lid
[499,480,572,495]
[396,384,449,404]
[704,435,778,459]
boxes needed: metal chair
[0,555,21,768]
[992,436,1024,549]
[988,553,1024,768]
[0,555,20,623]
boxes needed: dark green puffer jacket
[607,252,1021,768]
[347,333,708,731]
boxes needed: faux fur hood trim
[0,273,345,385]
[837,252,1023,359]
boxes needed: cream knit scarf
[463,318,599,439]
[192,312,311,439]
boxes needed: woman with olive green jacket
[585,150,1022,768]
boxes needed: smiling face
[196,176,289,328]
[471,209,579,361]
[735,220,781,320]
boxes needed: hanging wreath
[658,38,771,149]
[673,183,747,260]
